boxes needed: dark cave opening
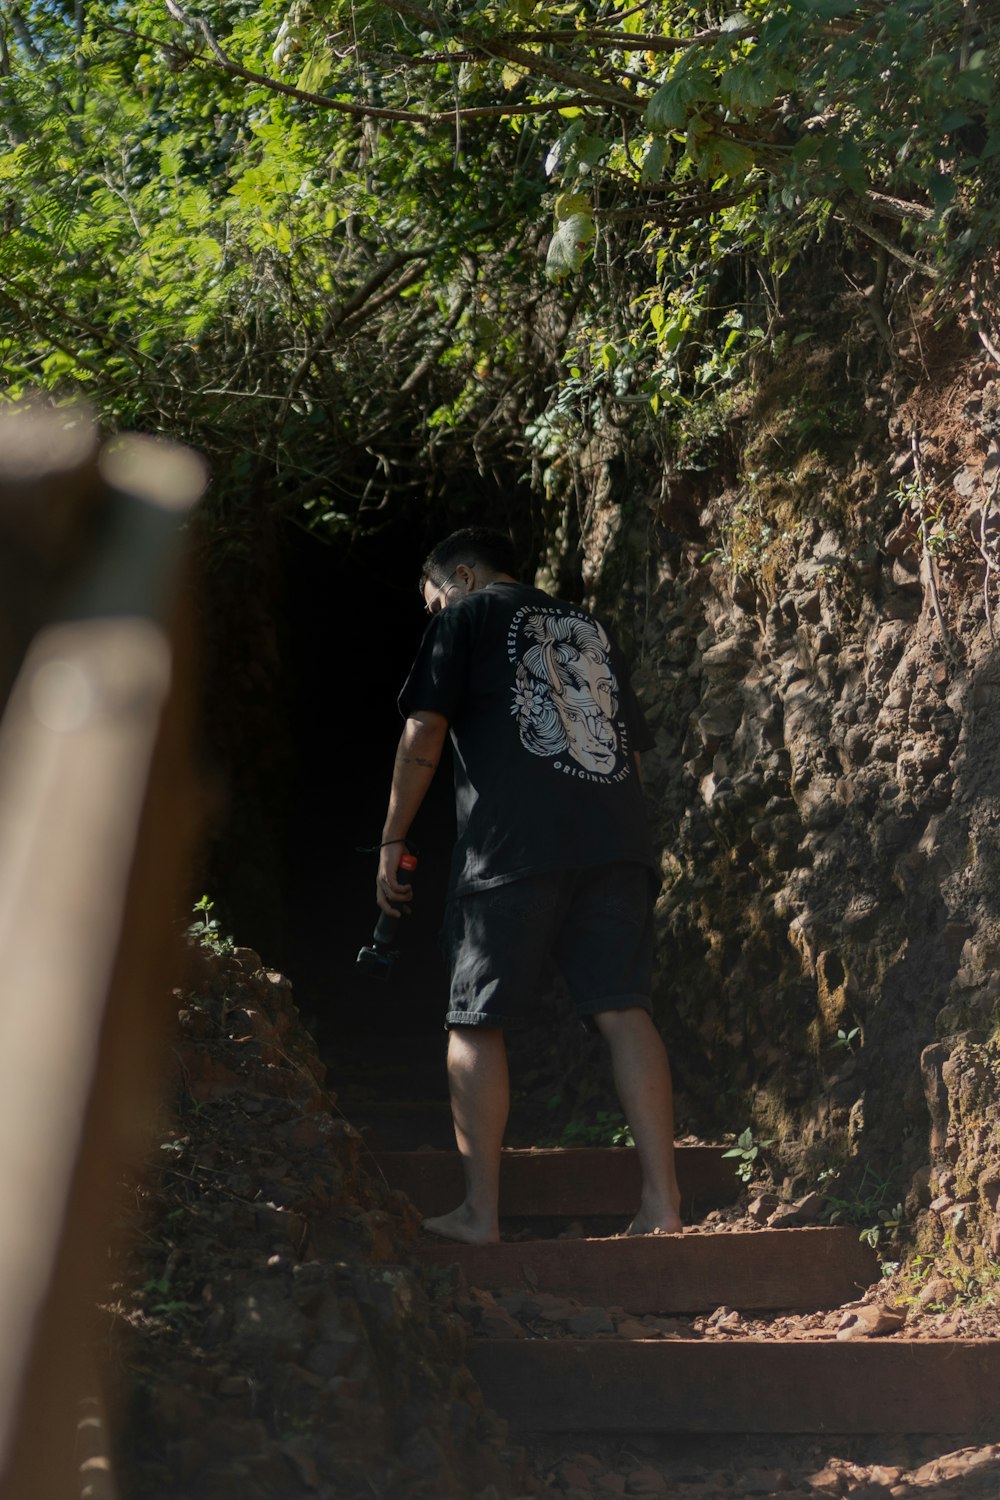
[192,484,685,1156]
[205,479,605,1129]
[278,514,457,1049]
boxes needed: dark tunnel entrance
[205,490,639,1146]
[278,513,458,1050]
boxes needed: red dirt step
[372,1145,738,1217]
[415,1227,877,1313]
[468,1338,1000,1433]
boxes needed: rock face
[576,339,1000,1261]
[112,945,524,1500]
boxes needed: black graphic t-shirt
[399,582,657,895]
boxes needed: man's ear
[454,563,474,590]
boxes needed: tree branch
[338,263,428,332]
[863,190,935,224]
[598,190,751,224]
[330,249,427,328]
[0,283,111,381]
[379,0,641,109]
[836,208,940,280]
[477,35,637,107]
[146,13,609,124]
[496,24,756,52]
[1,1,41,60]
[0,271,154,367]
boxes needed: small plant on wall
[723,1128,776,1186]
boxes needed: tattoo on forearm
[398,754,437,769]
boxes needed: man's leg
[423,1024,509,1245]
[593,1007,682,1235]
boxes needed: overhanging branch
[152,8,611,124]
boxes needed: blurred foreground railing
[0,408,206,1500]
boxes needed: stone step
[415,1227,877,1313]
[373,1145,738,1217]
[468,1338,1000,1433]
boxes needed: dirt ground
[519,1432,1000,1500]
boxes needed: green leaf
[297,47,334,94]
[544,210,595,280]
[544,121,581,177]
[646,67,712,134]
[721,64,778,119]
[956,69,994,106]
[705,135,756,179]
[0,146,28,181]
[554,191,590,222]
[927,172,955,210]
[663,320,687,352]
[41,350,83,380]
[189,234,224,267]
[574,134,610,167]
[639,138,667,186]
[832,137,868,194]
[458,61,483,92]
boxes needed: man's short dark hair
[421,526,519,588]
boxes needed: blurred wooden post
[0,411,207,1500]
[0,406,104,709]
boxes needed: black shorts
[442,863,655,1029]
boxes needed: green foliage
[188,894,234,955]
[723,1126,776,1184]
[540,1094,634,1146]
[893,473,963,559]
[140,1277,194,1320]
[557,1110,634,1148]
[859,1203,905,1252]
[821,1163,904,1250]
[900,1252,1000,1309]
[3,0,1000,537]
[545,192,596,281]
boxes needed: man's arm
[376,709,449,916]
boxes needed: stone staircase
[371,1144,1000,1437]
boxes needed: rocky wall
[110,944,525,1500]
[576,327,1000,1261]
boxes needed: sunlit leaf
[297,47,333,94]
[544,211,595,280]
[554,191,590,222]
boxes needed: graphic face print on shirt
[508,607,630,779]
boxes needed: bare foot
[625,1206,683,1237]
[422,1205,500,1245]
